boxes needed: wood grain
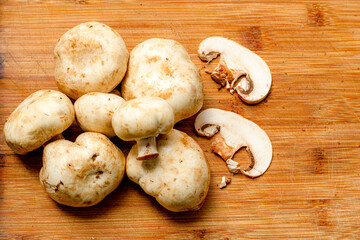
[1,0,360,239]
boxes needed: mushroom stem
[136,137,159,160]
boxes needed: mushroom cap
[112,97,174,141]
[74,92,125,138]
[40,132,126,207]
[198,36,271,104]
[121,38,203,123]
[195,108,272,178]
[126,129,210,212]
[4,90,75,155]
[55,22,129,99]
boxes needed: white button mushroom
[54,22,129,99]
[194,108,272,178]
[198,37,272,104]
[74,92,125,138]
[4,90,75,155]
[40,132,126,207]
[121,38,203,123]
[126,129,210,212]
[112,97,174,160]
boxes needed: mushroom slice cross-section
[112,97,175,160]
[195,108,272,178]
[198,37,271,104]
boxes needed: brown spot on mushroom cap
[161,62,174,77]
[156,90,173,100]
[180,134,190,147]
[91,153,98,161]
[147,55,161,63]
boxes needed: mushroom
[121,38,203,123]
[219,176,231,189]
[40,132,126,207]
[4,90,74,155]
[112,97,174,160]
[198,37,272,104]
[54,22,129,99]
[126,129,210,212]
[194,108,272,178]
[74,92,125,138]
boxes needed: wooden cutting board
[1,0,360,239]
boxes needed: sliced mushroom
[198,37,271,104]
[194,108,272,178]
[4,90,75,155]
[112,97,174,160]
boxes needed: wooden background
[1,0,360,239]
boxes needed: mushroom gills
[208,57,255,98]
[207,128,254,175]
[198,37,272,104]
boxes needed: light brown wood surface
[1,0,360,239]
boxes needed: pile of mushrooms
[4,23,273,211]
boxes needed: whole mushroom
[121,38,203,123]
[54,22,129,99]
[195,108,272,178]
[74,92,125,138]
[112,97,174,160]
[198,36,272,104]
[126,129,210,212]
[40,132,126,207]
[4,90,74,155]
